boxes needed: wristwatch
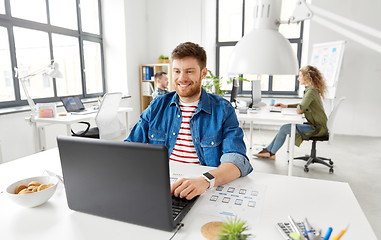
[202,172,215,189]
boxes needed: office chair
[293,97,346,173]
[71,92,126,140]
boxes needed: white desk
[26,107,133,152]
[237,108,304,176]
[0,149,376,240]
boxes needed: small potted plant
[219,217,251,240]
[201,217,251,240]
[157,55,170,63]
[163,56,170,63]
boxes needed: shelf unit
[139,63,172,113]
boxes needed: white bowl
[6,176,59,208]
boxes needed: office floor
[243,129,381,239]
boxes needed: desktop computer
[230,78,239,108]
[249,80,266,109]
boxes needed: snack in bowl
[14,185,27,194]
[6,176,59,208]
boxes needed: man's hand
[171,177,209,200]
[171,162,241,200]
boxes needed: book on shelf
[142,82,153,95]
[142,65,156,80]
[142,66,146,80]
[144,66,148,80]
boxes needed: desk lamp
[227,0,313,105]
[15,62,63,117]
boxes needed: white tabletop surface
[30,107,133,124]
[0,148,376,240]
[236,107,304,125]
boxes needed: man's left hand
[171,177,209,200]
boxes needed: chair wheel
[304,167,309,172]
[329,161,334,165]
[329,168,334,173]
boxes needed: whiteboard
[309,41,346,99]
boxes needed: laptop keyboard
[269,106,282,112]
[71,109,98,115]
[172,195,196,220]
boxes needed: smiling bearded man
[125,42,253,200]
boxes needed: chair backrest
[95,92,125,140]
[327,97,346,144]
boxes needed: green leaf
[218,217,251,240]
[202,70,229,97]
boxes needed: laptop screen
[57,136,182,231]
[61,96,85,112]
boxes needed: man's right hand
[171,177,209,200]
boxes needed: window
[0,26,14,101]
[49,0,78,30]
[52,33,82,96]
[13,27,52,100]
[0,0,5,14]
[83,40,103,94]
[10,0,47,23]
[80,0,101,35]
[0,0,104,108]
[216,0,303,96]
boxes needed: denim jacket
[125,88,253,177]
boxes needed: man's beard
[175,76,202,98]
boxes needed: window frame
[216,0,303,97]
[0,0,105,109]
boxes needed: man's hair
[154,71,167,80]
[171,42,207,69]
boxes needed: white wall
[102,0,147,126]
[145,0,203,62]
[102,0,128,94]
[0,111,36,162]
[308,0,381,136]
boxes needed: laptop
[61,96,98,115]
[57,136,198,231]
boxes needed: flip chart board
[309,41,346,99]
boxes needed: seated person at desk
[126,42,253,200]
[152,71,169,99]
[254,65,328,160]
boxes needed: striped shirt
[169,100,199,164]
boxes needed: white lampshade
[228,0,299,75]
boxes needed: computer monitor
[250,80,265,108]
[230,78,239,108]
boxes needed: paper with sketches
[171,174,266,223]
